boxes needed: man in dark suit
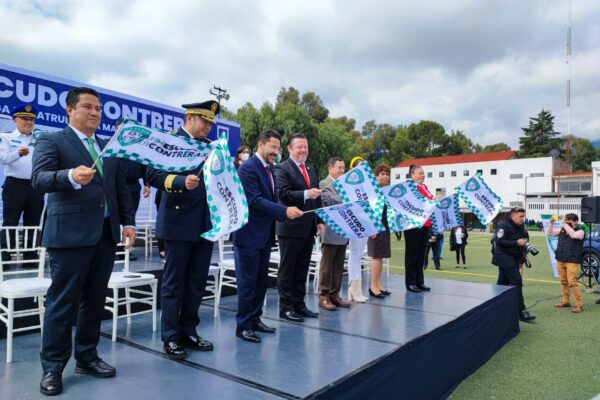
[32,87,136,396]
[232,130,303,343]
[274,133,325,322]
[146,100,218,360]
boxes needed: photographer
[546,213,584,313]
[492,207,536,322]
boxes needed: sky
[1,0,598,147]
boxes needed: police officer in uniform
[115,118,150,261]
[0,104,45,261]
[146,100,219,360]
[492,207,536,322]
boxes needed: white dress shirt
[0,129,34,179]
[289,157,310,202]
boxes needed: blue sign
[0,63,240,155]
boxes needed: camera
[525,243,539,256]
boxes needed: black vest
[555,227,584,263]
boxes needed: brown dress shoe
[554,302,571,308]
[331,297,351,308]
[319,298,337,311]
[572,306,583,313]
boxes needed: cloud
[0,0,598,147]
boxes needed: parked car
[581,225,600,287]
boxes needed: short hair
[287,132,307,147]
[236,145,251,156]
[374,163,391,176]
[66,87,100,108]
[409,164,422,176]
[510,207,526,214]
[565,213,578,222]
[327,157,343,169]
[258,129,281,144]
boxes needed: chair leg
[38,296,45,336]
[214,270,223,318]
[7,298,14,363]
[125,288,132,325]
[151,282,157,333]
[112,288,118,342]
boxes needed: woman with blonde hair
[346,156,369,302]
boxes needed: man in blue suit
[32,87,136,396]
[146,100,218,360]
[232,130,303,343]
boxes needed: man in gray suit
[318,157,351,311]
[32,87,136,396]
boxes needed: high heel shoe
[380,289,391,296]
[348,280,368,303]
[369,289,386,299]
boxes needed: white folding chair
[306,236,322,293]
[135,195,158,257]
[105,238,158,341]
[213,237,237,318]
[0,226,50,363]
[203,265,221,302]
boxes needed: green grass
[388,232,600,400]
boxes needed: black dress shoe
[74,359,116,378]
[236,329,261,343]
[163,341,186,360]
[369,289,386,298]
[296,306,318,318]
[381,289,392,296]
[253,321,277,333]
[519,309,536,322]
[407,285,422,293]
[280,310,304,322]
[40,371,62,396]
[181,334,214,351]
[417,285,431,291]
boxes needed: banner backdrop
[540,214,560,278]
[383,180,436,230]
[430,193,463,234]
[332,162,385,220]
[201,138,248,241]
[455,174,503,225]
[314,200,386,239]
[101,119,213,172]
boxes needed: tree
[519,109,563,158]
[481,143,512,152]
[361,120,377,139]
[405,120,447,158]
[300,92,329,123]
[276,87,300,106]
[444,130,475,155]
[570,137,598,171]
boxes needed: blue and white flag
[383,180,436,230]
[429,193,463,235]
[101,119,213,172]
[314,200,386,239]
[332,162,385,220]
[455,174,503,225]
[201,138,249,241]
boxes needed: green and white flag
[455,174,503,225]
[429,193,463,235]
[314,200,385,239]
[540,214,560,278]
[383,180,436,230]
[332,162,385,220]
[101,119,213,172]
[201,137,249,242]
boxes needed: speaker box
[581,196,600,224]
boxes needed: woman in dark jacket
[450,225,468,268]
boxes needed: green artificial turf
[388,232,600,400]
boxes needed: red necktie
[299,163,310,188]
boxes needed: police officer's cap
[11,103,38,119]
[181,100,220,123]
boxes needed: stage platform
[0,272,519,400]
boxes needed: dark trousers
[497,265,525,312]
[1,177,44,252]
[319,244,347,300]
[155,202,165,253]
[161,239,213,342]
[41,219,116,372]
[277,236,314,312]
[455,244,466,265]
[234,244,271,331]
[404,227,428,287]
[424,244,441,270]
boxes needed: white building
[390,151,590,224]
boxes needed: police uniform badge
[496,228,504,238]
